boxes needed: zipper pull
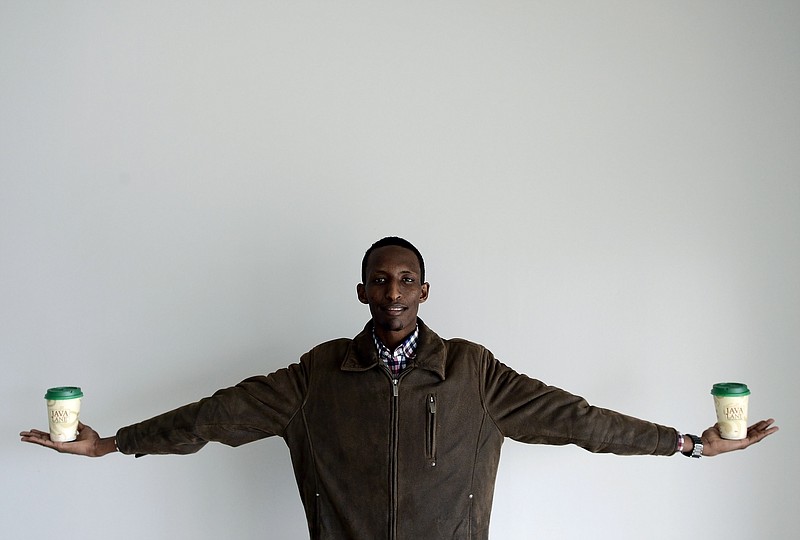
[428,394,436,414]
[393,378,399,397]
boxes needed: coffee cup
[711,382,750,440]
[45,387,84,442]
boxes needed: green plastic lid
[45,386,84,400]
[711,382,750,397]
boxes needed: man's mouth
[383,304,406,315]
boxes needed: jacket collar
[341,318,447,380]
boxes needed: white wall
[2,2,797,538]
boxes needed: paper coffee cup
[711,382,750,440]
[45,387,83,442]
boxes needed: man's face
[357,245,429,349]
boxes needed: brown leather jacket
[116,320,678,539]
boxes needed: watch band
[681,434,703,458]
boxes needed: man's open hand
[701,418,778,457]
[20,422,117,457]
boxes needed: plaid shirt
[373,325,419,376]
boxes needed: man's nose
[385,280,401,300]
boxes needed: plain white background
[2,2,797,538]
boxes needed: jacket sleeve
[480,352,677,456]
[115,360,309,456]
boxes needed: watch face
[691,436,703,457]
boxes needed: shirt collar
[372,325,419,359]
[342,319,446,380]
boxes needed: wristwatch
[681,434,703,458]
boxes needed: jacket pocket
[425,393,437,463]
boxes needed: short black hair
[361,237,426,283]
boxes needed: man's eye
[402,277,415,283]
[373,277,386,284]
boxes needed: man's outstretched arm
[20,422,118,457]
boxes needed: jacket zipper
[387,369,404,540]
[426,394,437,463]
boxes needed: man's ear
[419,282,430,303]
[356,283,368,304]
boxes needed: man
[21,236,778,539]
